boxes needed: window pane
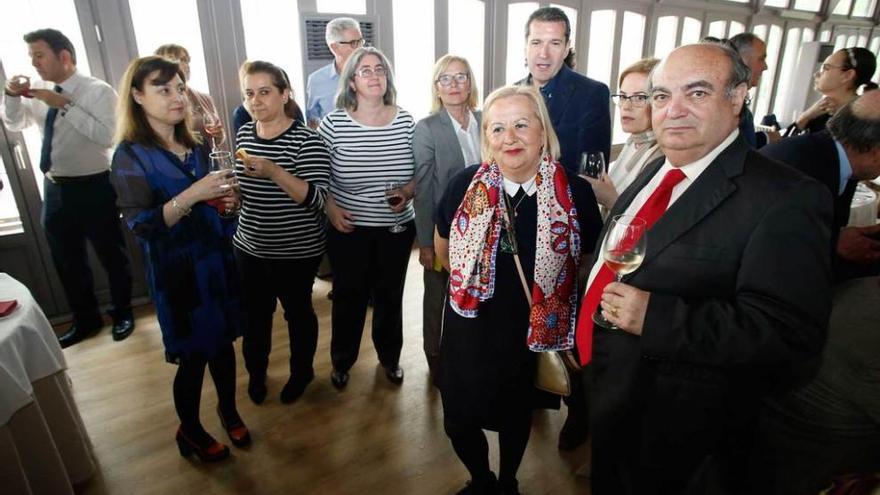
[613,11,646,144]
[316,0,366,14]
[857,33,869,46]
[773,27,802,121]
[724,0,748,3]
[820,29,832,42]
[586,10,616,87]
[708,21,727,39]
[449,0,485,101]
[847,34,858,47]
[241,1,305,109]
[681,17,702,45]
[833,0,852,15]
[551,4,577,47]
[728,21,745,37]
[753,24,769,43]
[851,0,876,17]
[505,2,539,84]
[834,33,847,51]
[764,0,788,6]
[794,0,822,10]
[129,0,209,94]
[653,16,678,60]
[393,0,434,121]
[0,0,93,200]
[755,25,782,123]
[0,154,24,236]
[802,28,815,42]
[870,36,880,82]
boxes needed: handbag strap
[502,200,532,306]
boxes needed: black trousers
[234,248,321,379]
[42,174,132,326]
[327,222,415,372]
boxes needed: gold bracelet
[171,196,191,217]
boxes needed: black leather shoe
[280,370,314,404]
[248,376,267,404]
[58,323,101,349]
[384,364,404,385]
[456,472,497,494]
[111,318,135,341]
[330,369,349,389]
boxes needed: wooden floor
[62,249,590,495]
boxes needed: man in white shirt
[305,17,363,128]
[578,43,833,493]
[1,28,133,347]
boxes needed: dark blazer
[589,135,833,494]
[413,108,482,247]
[517,66,611,174]
[760,131,858,250]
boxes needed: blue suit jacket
[518,66,611,174]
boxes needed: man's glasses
[436,73,469,87]
[338,38,365,48]
[611,93,649,108]
[356,66,387,78]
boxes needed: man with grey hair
[728,32,780,147]
[578,43,832,493]
[762,89,880,279]
[305,17,363,128]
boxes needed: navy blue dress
[110,142,243,362]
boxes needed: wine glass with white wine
[593,214,647,329]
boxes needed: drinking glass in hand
[579,151,606,178]
[384,181,407,233]
[208,150,238,218]
[197,106,224,151]
[593,214,647,329]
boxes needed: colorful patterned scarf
[448,153,581,351]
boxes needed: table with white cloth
[848,183,879,227]
[0,273,95,494]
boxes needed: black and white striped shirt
[317,108,415,227]
[233,121,331,259]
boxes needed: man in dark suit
[578,43,833,494]
[761,91,880,279]
[514,5,612,452]
[516,6,611,175]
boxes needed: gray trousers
[422,267,448,374]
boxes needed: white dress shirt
[453,110,481,167]
[0,71,117,177]
[585,129,740,289]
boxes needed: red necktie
[576,168,687,365]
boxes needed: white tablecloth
[848,183,879,227]
[0,273,95,494]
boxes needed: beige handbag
[506,207,573,397]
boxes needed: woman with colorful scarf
[434,85,602,494]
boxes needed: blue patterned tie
[39,85,63,173]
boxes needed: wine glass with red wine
[592,214,646,329]
[384,181,406,233]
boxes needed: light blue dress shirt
[306,62,339,124]
[834,140,853,196]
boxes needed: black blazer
[589,135,834,494]
[517,66,611,174]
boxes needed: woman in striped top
[317,47,415,389]
[234,61,331,405]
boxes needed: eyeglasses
[356,66,387,78]
[611,93,649,107]
[436,73,469,87]
[338,38,365,48]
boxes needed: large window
[240,1,305,109]
[393,0,434,120]
[316,0,366,15]
[681,17,702,45]
[794,0,823,11]
[0,0,93,199]
[448,0,485,101]
[753,24,783,123]
[551,4,578,48]
[613,11,646,144]
[774,27,806,123]
[654,16,678,59]
[851,0,877,17]
[129,0,209,94]
[505,2,538,84]
[833,0,853,15]
[586,10,616,87]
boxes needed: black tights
[173,344,238,443]
[444,411,532,489]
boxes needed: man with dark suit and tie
[1,29,133,347]
[515,5,612,451]
[576,43,833,494]
[761,91,880,280]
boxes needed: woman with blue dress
[110,56,249,463]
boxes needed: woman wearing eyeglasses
[413,54,481,380]
[317,47,416,390]
[585,58,662,210]
[787,47,878,136]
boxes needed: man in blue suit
[516,6,612,452]
[516,6,611,175]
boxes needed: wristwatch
[61,101,75,116]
